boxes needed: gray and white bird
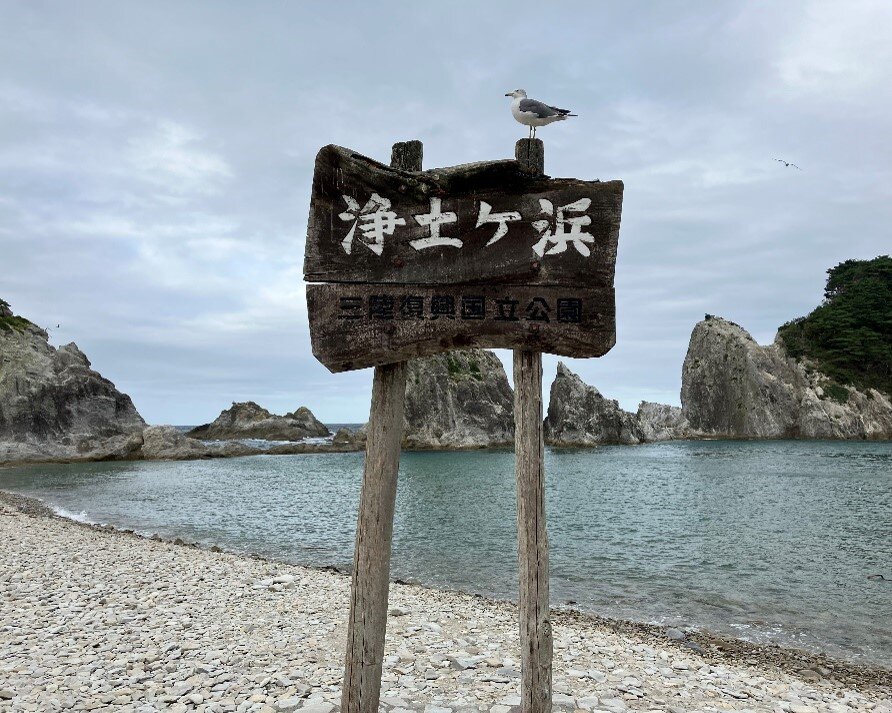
[505,89,576,138]
[773,158,802,170]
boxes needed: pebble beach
[0,491,889,713]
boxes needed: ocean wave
[51,504,100,525]
[200,435,336,448]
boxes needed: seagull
[505,89,576,139]
[773,158,802,170]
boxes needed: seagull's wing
[790,163,802,170]
[518,98,563,118]
[547,104,574,116]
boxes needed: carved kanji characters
[556,298,583,323]
[399,295,424,320]
[337,297,363,320]
[460,296,485,320]
[525,297,551,322]
[430,295,456,319]
[338,193,406,256]
[532,197,595,257]
[494,298,520,321]
[476,201,521,246]
[411,197,460,250]
[368,295,395,319]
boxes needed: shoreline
[3,435,891,470]
[1,488,889,708]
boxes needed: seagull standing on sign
[505,89,576,139]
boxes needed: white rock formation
[681,316,892,439]
[403,349,514,449]
[544,363,692,445]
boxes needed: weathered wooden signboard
[304,144,623,371]
[303,139,624,713]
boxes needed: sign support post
[305,135,622,713]
[340,141,423,713]
[513,138,553,713]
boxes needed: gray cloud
[2,0,890,424]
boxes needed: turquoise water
[1,440,890,665]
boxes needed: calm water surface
[1,440,890,665]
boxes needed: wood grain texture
[391,140,423,171]
[341,362,407,713]
[514,138,552,713]
[514,349,553,713]
[516,138,544,174]
[307,282,615,372]
[340,140,419,713]
[303,144,622,288]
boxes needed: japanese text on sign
[338,194,597,258]
[336,294,584,324]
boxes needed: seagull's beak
[504,92,512,97]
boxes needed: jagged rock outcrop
[681,316,892,439]
[402,349,514,448]
[1,304,147,462]
[138,425,258,460]
[0,300,270,464]
[635,401,694,443]
[186,401,329,441]
[544,363,693,445]
[544,363,639,445]
[332,426,364,448]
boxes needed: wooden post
[341,140,422,713]
[516,137,545,175]
[514,138,552,713]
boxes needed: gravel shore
[0,491,889,713]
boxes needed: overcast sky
[2,1,890,425]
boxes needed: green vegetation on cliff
[0,299,34,333]
[446,355,484,381]
[778,256,892,396]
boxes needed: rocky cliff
[544,363,638,445]
[0,303,147,461]
[186,401,329,441]
[0,300,265,464]
[681,316,892,439]
[635,401,694,443]
[402,349,514,449]
[544,363,693,445]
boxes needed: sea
[1,437,890,666]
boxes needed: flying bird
[773,158,802,170]
[505,89,576,139]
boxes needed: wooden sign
[307,283,614,372]
[304,144,623,372]
[310,140,626,713]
